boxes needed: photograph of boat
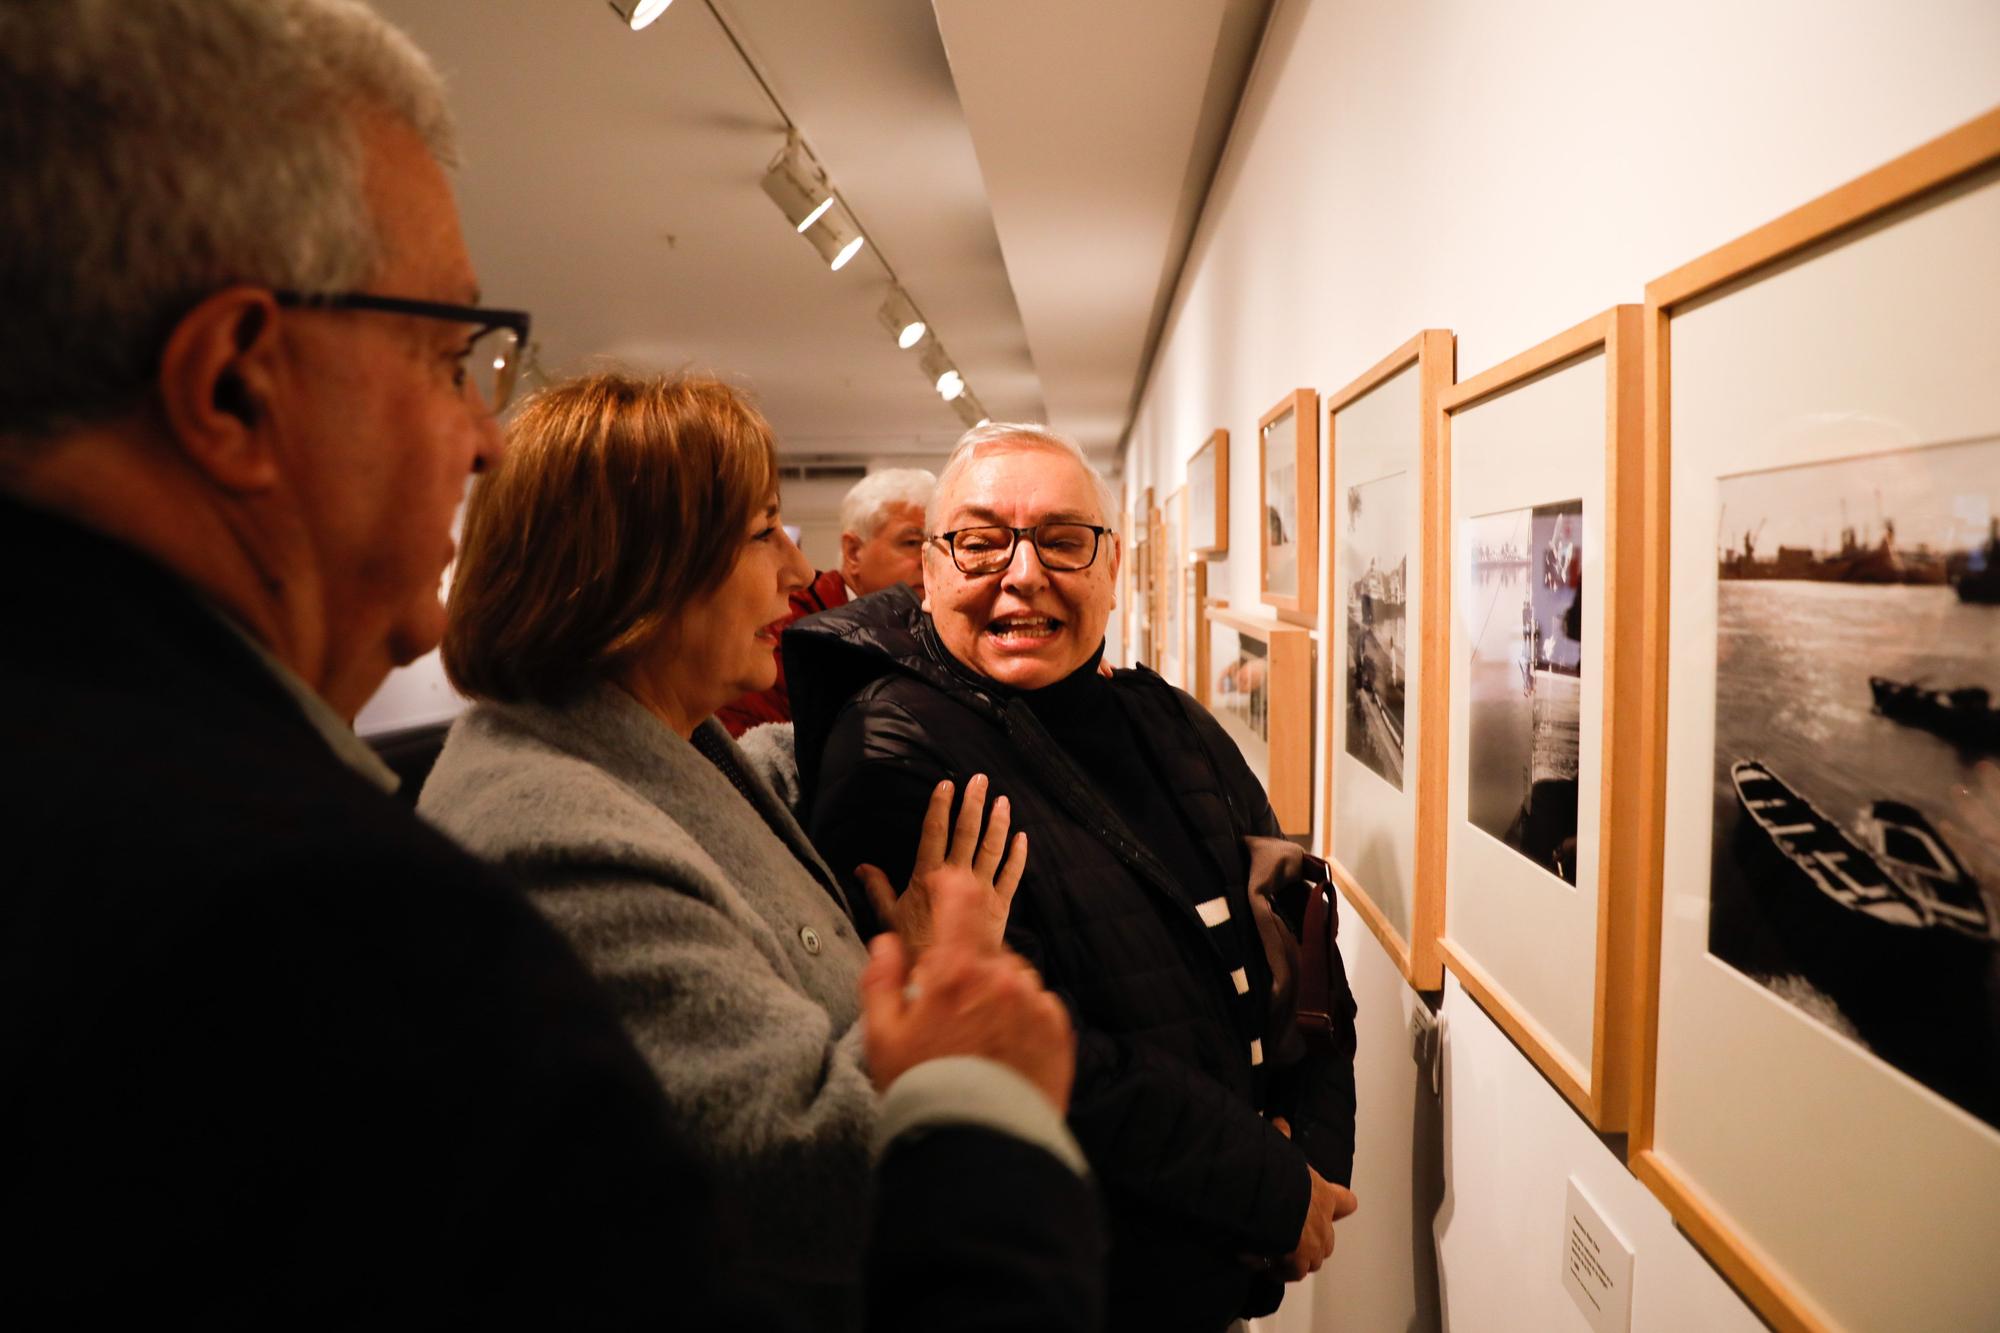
[1708,437,2000,1130]
[1464,499,1583,884]
[1343,471,1408,789]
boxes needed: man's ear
[840,530,862,580]
[155,286,285,493]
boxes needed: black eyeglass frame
[930,522,1114,575]
[270,290,533,409]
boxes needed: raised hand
[855,774,1027,957]
[858,870,1075,1111]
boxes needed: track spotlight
[606,0,674,30]
[877,290,927,350]
[761,139,834,234]
[918,343,963,400]
[802,204,865,271]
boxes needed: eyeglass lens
[953,523,1099,573]
[468,326,521,412]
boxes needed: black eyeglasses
[932,522,1111,575]
[272,290,532,412]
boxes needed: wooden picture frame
[1322,330,1455,991]
[1259,390,1319,625]
[1436,305,1647,1132]
[1160,487,1186,687]
[1187,560,1212,705]
[1147,498,1165,669]
[1189,429,1230,556]
[1205,607,1313,837]
[1132,488,1154,668]
[1632,108,2000,1333]
[1117,505,1134,666]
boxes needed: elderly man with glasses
[0,5,1100,1327]
[788,423,1361,1333]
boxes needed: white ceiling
[373,0,1268,469]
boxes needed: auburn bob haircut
[443,372,778,705]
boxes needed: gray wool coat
[418,685,875,1321]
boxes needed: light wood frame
[1147,498,1165,668]
[1205,607,1313,836]
[1190,429,1230,556]
[1161,487,1186,686]
[1117,505,1134,666]
[1434,305,1648,1130]
[1258,389,1320,625]
[1627,107,2000,1333]
[1187,560,1211,705]
[1321,330,1455,991]
[1132,487,1154,667]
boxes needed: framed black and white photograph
[1632,109,2000,1333]
[1160,487,1185,688]
[1439,305,1647,1134]
[1323,331,1454,990]
[1259,389,1318,625]
[1189,428,1228,556]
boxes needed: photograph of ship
[1264,411,1299,598]
[1214,627,1271,781]
[1465,499,1584,884]
[1708,436,2000,1130]
[1344,471,1408,789]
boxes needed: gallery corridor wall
[1123,0,2000,1328]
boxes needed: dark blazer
[789,588,1357,1333]
[0,499,1100,1331]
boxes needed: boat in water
[1868,676,2000,754]
[1731,759,1928,929]
[1854,800,1997,943]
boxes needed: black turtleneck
[1006,648,1217,909]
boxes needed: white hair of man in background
[839,466,934,597]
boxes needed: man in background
[0,3,1095,1325]
[720,467,932,734]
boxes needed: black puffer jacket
[788,587,1357,1333]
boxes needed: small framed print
[1206,607,1313,837]
[1438,304,1648,1132]
[1323,330,1455,991]
[1260,389,1319,625]
[1160,487,1186,687]
[1186,560,1213,706]
[1189,429,1229,556]
[1132,488,1154,668]
[1634,108,2000,1333]
[1117,506,1135,665]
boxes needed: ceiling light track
[626,0,982,428]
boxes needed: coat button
[800,926,822,955]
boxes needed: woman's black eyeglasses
[931,522,1111,575]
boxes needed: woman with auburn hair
[418,372,1026,1330]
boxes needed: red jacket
[715,567,849,736]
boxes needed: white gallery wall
[1123,1,2000,1329]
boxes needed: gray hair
[929,422,1117,532]
[840,467,936,540]
[0,0,456,449]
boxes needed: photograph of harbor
[1708,437,2000,1130]
[1464,499,1584,884]
[1214,624,1271,783]
[1264,407,1299,599]
[1344,471,1408,789]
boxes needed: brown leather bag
[1242,835,1341,1067]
